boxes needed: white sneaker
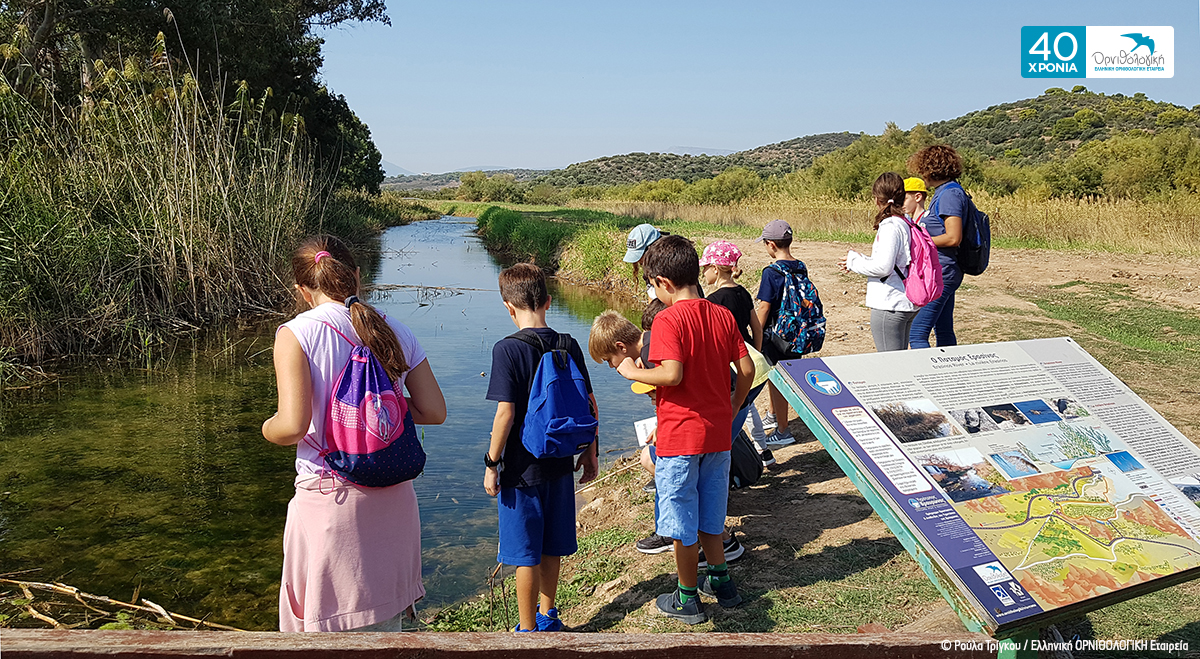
[762,412,778,432]
[765,429,796,448]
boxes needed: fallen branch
[0,579,245,631]
[575,460,641,494]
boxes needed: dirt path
[556,238,1200,635]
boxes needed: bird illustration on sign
[1121,33,1155,54]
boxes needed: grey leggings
[871,308,919,352]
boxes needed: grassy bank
[442,202,805,297]
[0,70,436,365]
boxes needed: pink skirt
[279,476,425,632]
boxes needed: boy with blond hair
[615,235,754,623]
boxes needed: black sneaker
[635,533,674,554]
[642,480,656,493]
[655,588,707,624]
[699,575,743,608]
[698,532,744,568]
[760,449,776,467]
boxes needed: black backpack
[931,181,991,276]
[729,429,763,490]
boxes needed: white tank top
[279,302,427,477]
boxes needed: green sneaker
[655,588,707,624]
[699,575,743,608]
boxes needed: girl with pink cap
[700,241,773,467]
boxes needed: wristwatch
[484,453,502,469]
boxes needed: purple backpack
[307,320,426,488]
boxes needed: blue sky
[318,1,1200,174]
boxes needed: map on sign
[962,462,1200,607]
[773,338,1200,632]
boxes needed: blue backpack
[766,261,826,356]
[931,181,991,276]
[507,330,598,459]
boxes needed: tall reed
[0,56,315,361]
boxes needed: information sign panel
[770,338,1200,633]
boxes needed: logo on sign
[805,370,841,396]
[991,585,1016,606]
[972,561,1012,585]
[1022,26,1085,78]
[1022,26,1173,78]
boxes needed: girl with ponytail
[263,234,446,632]
[838,172,919,351]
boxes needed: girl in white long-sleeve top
[838,172,917,351]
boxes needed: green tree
[0,0,389,190]
[1073,108,1104,129]
[1156,107,1197,128]
[1051,117,1082,139]
[682,167,760,205]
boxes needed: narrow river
[0,217,651,630]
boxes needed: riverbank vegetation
[0,62,435,365]
[0,0,441,365]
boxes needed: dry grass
[581,193,1200,255]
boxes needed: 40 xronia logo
[1021,26,1173,79]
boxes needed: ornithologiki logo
[1021,26,1173,79]
[1091,33,1166,69]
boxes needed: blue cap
[623,224,662,263]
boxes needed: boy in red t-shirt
[617,234,755,624]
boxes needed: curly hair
[907,144,963,183]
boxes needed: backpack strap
[316,319,360,347]
[505,328,549,353]
[879,216,912,283]
[505,329,575,393]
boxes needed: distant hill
[382,169,551,191]
[535,132,859,187]
[667,146,736,156]
[380,160,416,177]
[381,90,1200,192]
[930,87,1200,163]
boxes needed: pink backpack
[896,215,944,307]
[305,320,426,488]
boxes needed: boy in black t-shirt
[754,220,802,448]
[484,264,599,632]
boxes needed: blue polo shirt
[925,181,968,273]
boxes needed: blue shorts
[654,451,731,547]
[497,474,578,566]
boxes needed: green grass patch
[423,527,640,632]
[1028,282,1200,359]
[1067,580,1200,658]
[463,203,874,292]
